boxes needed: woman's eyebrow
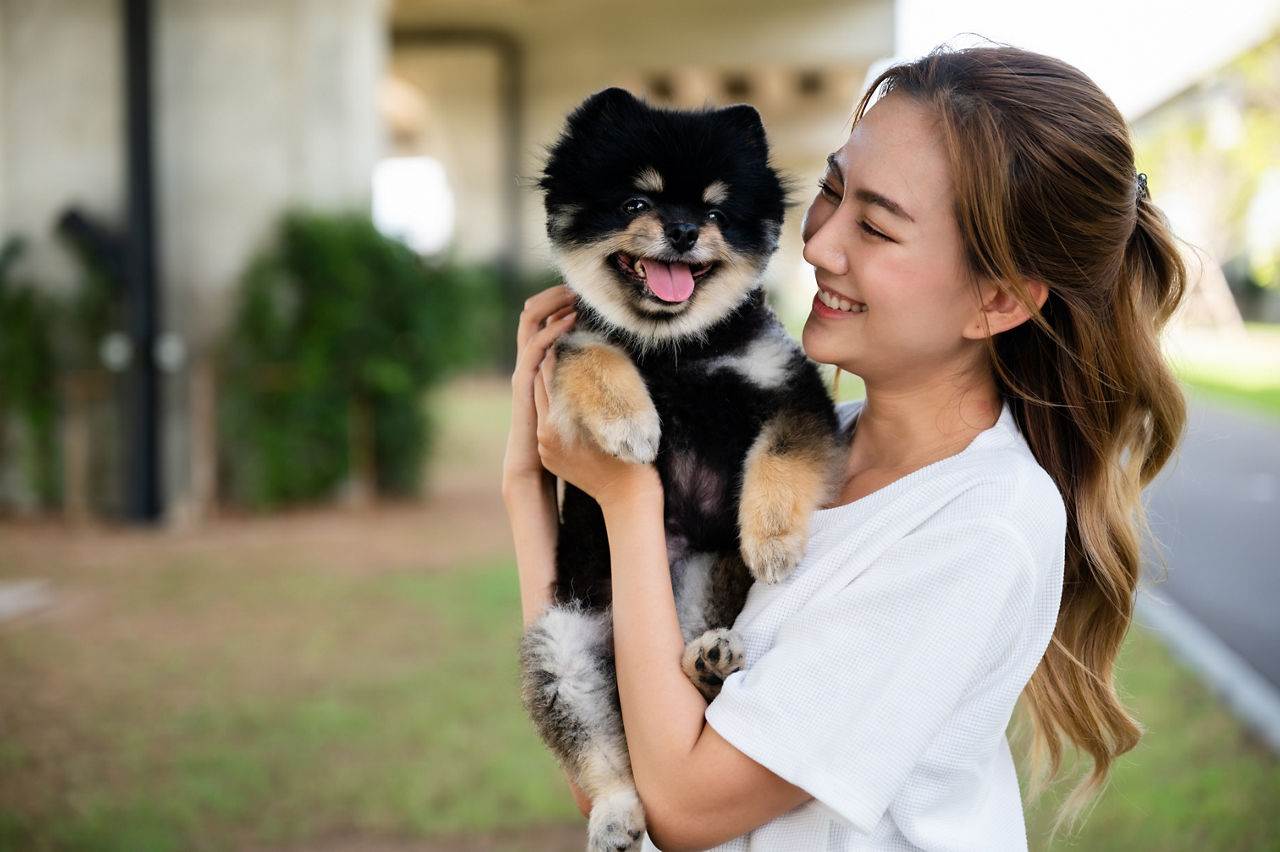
[853,188,915,223]
[825,154,915,223]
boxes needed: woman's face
[800,92,989,388]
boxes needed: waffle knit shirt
[646,400,1065,851]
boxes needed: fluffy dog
[519,88,840,851]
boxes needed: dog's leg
[738,410,842,585]
[520,604,646,852]
[682,628,746,702]
[551,332,660,464]
[673,552,753,701]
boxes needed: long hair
[855,46,1187,824]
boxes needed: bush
[0,237,60,508]
[218,210,499,508]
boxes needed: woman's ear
[964,279,1049,339]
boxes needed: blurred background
[0,0,1277,850]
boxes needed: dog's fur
[519,88,841,851]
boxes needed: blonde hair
[856,46,1187,826]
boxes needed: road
[1142,399,1280,689]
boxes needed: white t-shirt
[645,400,1065,851]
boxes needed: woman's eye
[817,179,841,201]
[623,197,651,215]
[860,221,891,241]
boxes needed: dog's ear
[568,87,645,131]
[719,104,769,156]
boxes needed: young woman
[503,46,1187,851]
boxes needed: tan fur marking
[554,341,660,463]
[738,412,841,583]
[634,167,664,194]
[702,180,729,205]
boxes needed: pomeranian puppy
[520,88,840,851]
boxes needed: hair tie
[1136,172,1149,202]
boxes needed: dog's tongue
[644,260,696,303]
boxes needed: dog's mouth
[612,253,715,304]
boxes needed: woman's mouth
[814,288,867,314]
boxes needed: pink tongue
[644,260,696,303]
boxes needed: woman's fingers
[512,309,576,392]
[516,285,576,351]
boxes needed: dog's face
[540,88,786,346]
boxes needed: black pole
[124,0,161,521]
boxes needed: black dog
[519,88,840,851]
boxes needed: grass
[1023,625,1280,850]
[0,554,579,852]
[1166,323,1280,420]
[1,373,1278,850]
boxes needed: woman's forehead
[835,93,953,219]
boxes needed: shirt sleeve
[704,516,1041,834]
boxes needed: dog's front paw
[553,337,661,464]
[582,405,661,464]
[588,788,645,852]
[741,528,806,585]
[682,628,745,701]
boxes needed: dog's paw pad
[588,790,645,852]
[682,628,745,700]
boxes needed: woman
[503,45,1186,851]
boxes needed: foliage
[218,209,500,507]
[0,237,60,506]
[1132,29,1280,304]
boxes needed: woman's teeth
[817,289,867,313]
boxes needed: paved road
[1142,400,1280,689]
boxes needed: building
[0,0,895,521]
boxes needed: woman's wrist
[596,465,664,523]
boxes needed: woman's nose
[801,206,848,276]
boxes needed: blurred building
[0,0,894,521]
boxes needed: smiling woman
[506,46,1189,852]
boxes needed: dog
[519,88,841,851]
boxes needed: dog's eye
[707,209,727,225]
[622,197,651,215]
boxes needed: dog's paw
[552,339,661,464]
[588,789,645,852]
[582,406,661,465]
[741,528,806,585]
[682,628,745,701]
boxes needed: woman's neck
[832,375,1001,505]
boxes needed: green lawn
[1167,323,1280,421]
[4,552,1276,851]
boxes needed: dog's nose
[665,222,699,253]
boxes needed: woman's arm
[502,286,576,626]
[502,286,595,815]
[532,372,810,851]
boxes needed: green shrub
[0,237,60,507]
[218,210,499,508]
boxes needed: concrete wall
[0,0,388,519]
[0,0,889,518]
[0,0,125,290]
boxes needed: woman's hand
[503,285,577,627]
[502,285,578,497]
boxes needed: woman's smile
[812,286,868,317]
